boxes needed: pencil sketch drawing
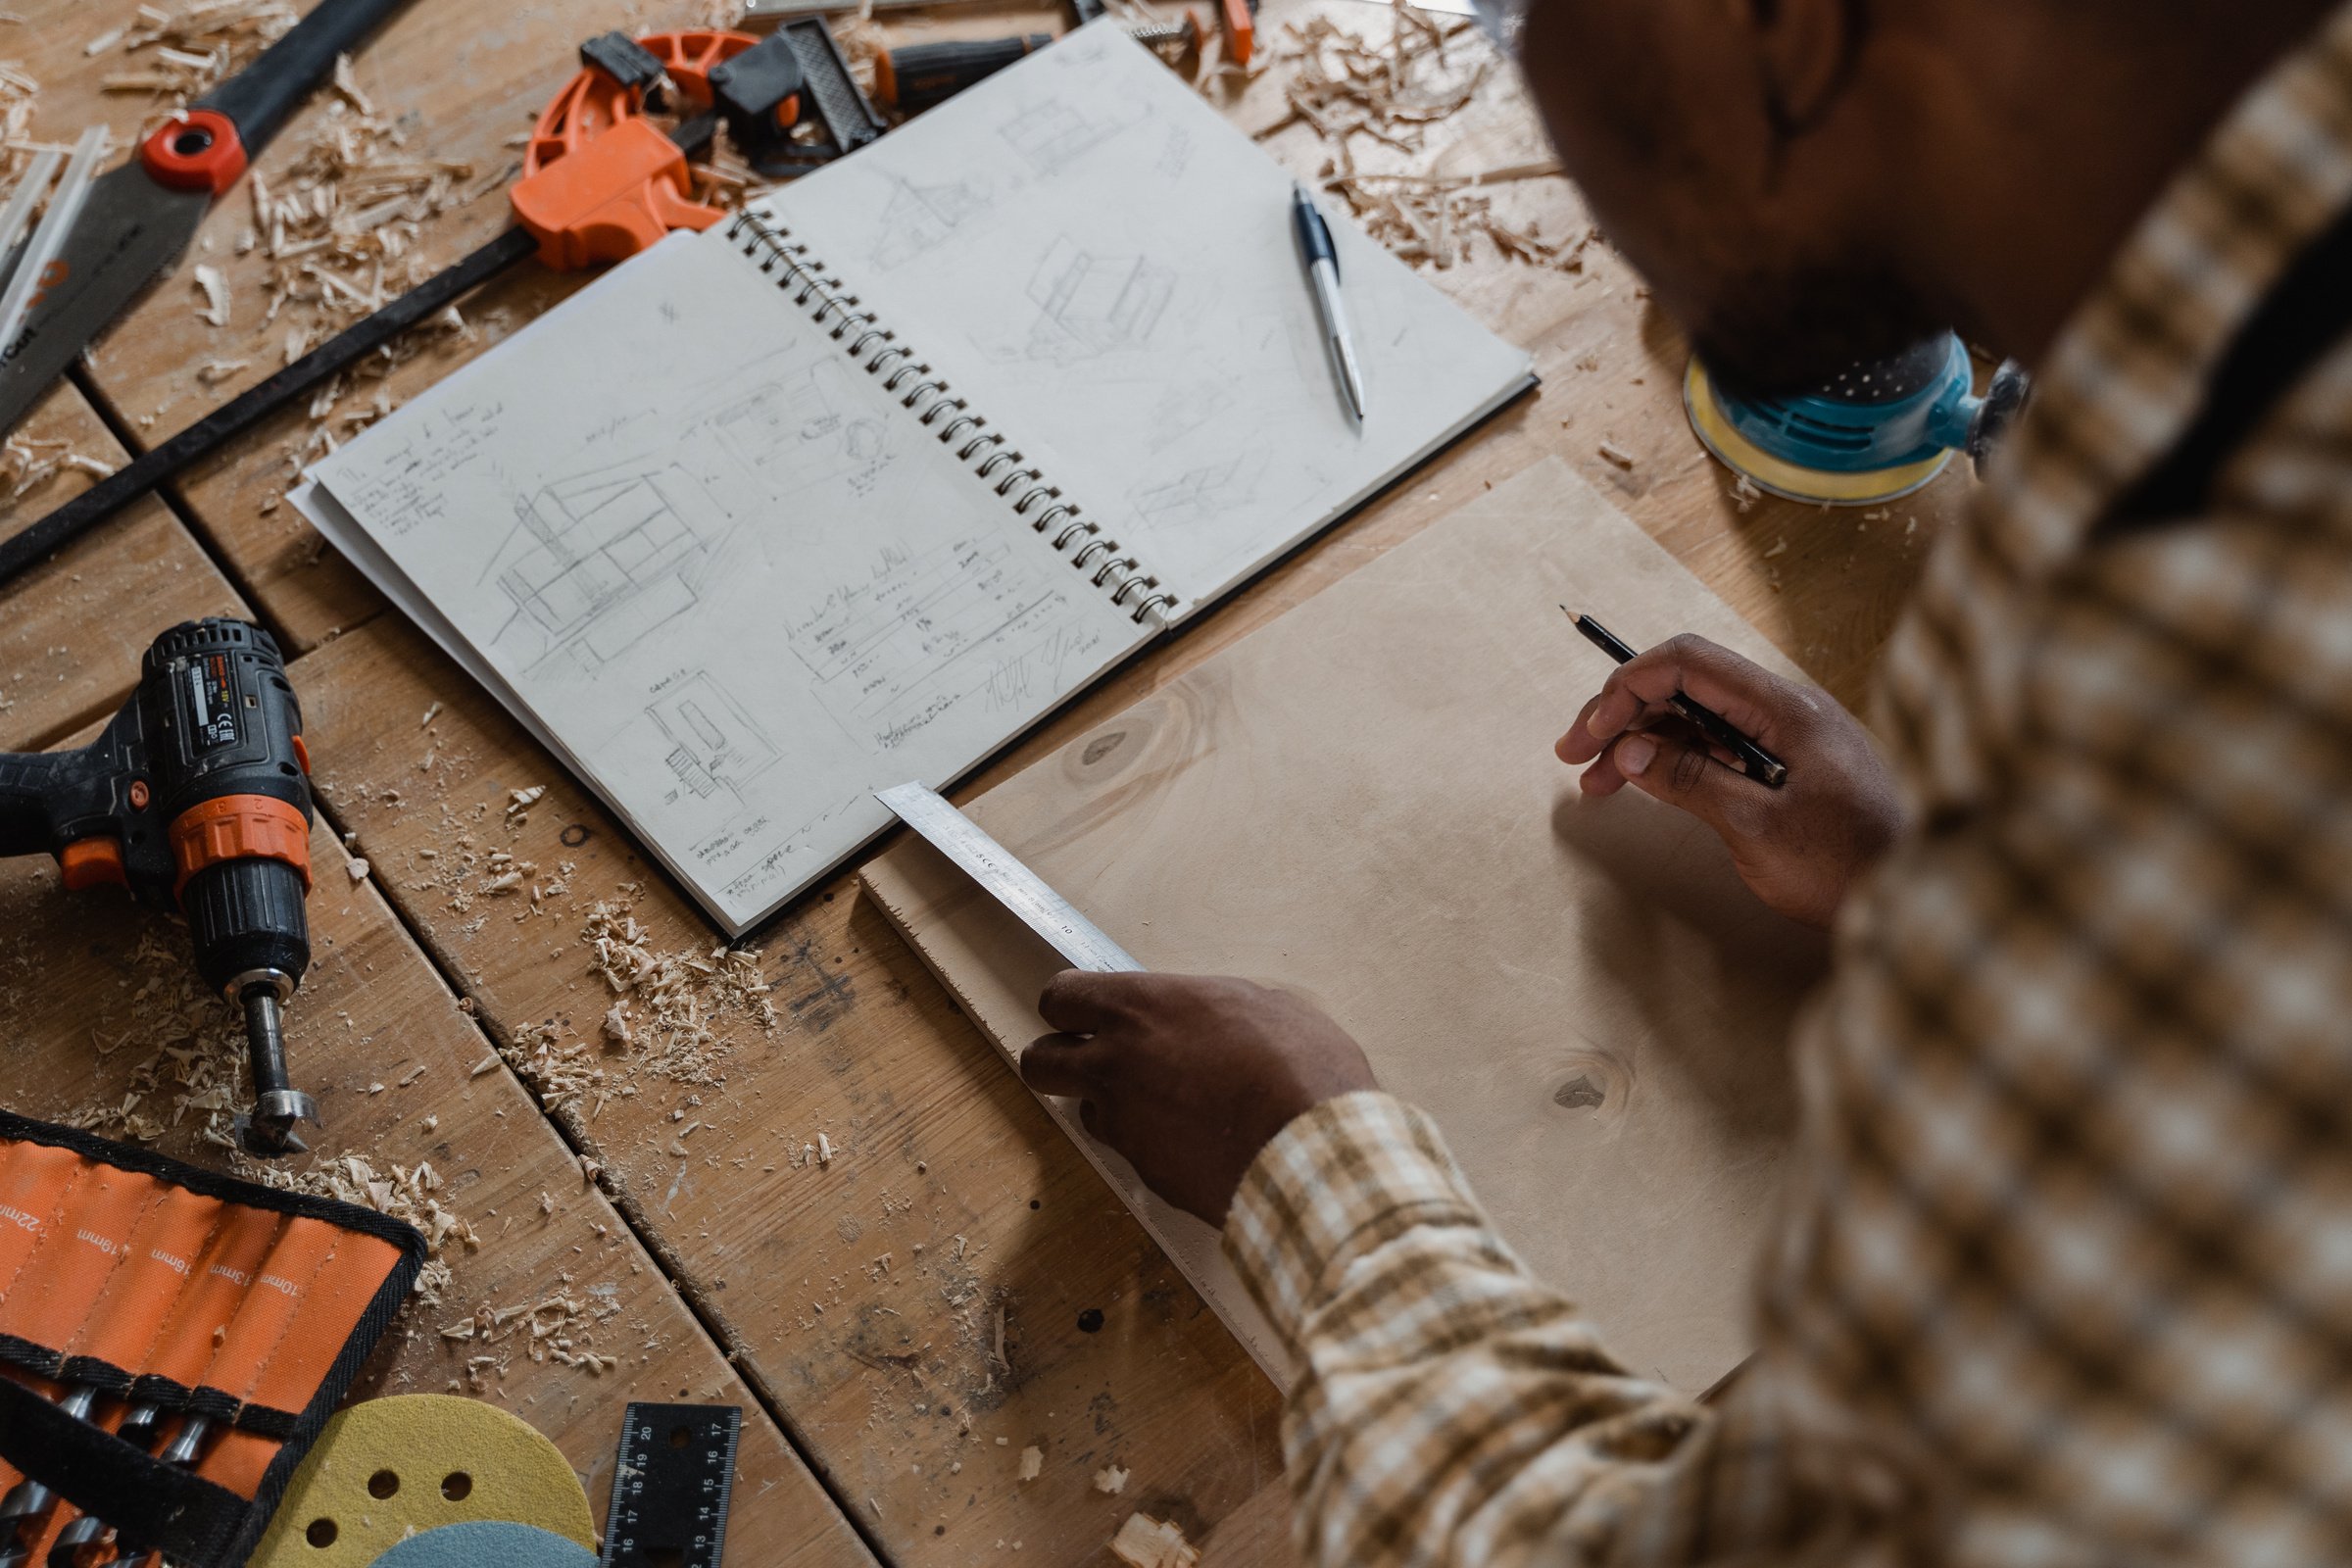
[786,535,1066,744]
[485,461,732,679]
[690,356,894,501]
[997,99,1098,175]
[869,173,994,271]
[1130,451,1267,527]
[647,670,783,803]
[1018,235,1174,366]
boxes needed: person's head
[1508,0,2336,392]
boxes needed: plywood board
[862,457,1829,1391]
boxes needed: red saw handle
[141,0,418,195]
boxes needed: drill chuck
[184,858,310,1000]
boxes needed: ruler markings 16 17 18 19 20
[599,1403,741,1568]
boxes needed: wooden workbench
[0,1,1974,1562]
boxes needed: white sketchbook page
[764,23,1534,612]
[302,231,1151,934]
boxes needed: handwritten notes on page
[302,232,1151,933]
[766,24,1534,612]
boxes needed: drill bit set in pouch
[0,1113,424,1567]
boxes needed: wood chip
[344,856,368,882]
[1597,440,1636,468]
[1108,1514,1199,1568]
[1093,1465,1129,1494]
[193,264,228,326]
[1017,1446,1043,1482]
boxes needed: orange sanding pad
[248,1396,594,1567]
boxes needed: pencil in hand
[1561,608,1789,789]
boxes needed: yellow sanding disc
[1684,358,1953,506]
[249,1395,595,1568]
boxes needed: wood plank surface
[2,0,1992,1562]
[862,460,1834,1396]
[0,382,245,751]
[288,614,1297,1566]
[0,725,876,1567]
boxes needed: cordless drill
[0,618,319,1155]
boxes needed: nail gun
[0,619,318,1157]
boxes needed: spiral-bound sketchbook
[295,24,1534,934]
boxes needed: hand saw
[0,0,418,441]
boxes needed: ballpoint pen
[1563,608,1789,789]
[1291,182,1367,421]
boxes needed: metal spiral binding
[726,210,1177,626]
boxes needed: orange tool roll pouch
[0,1111,424,1566]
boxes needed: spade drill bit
[233,984,319,1157]
[0,1387,96,1568]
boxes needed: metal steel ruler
[875,783,1143,973]
[599,1403,741,1568]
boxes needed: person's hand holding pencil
[1557,630,1906,929]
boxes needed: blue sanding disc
[367,1521,597,1568]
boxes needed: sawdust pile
[2,435,115,498]
[1272,5,1587,272]
[61,931,253,1150]
[487,888,775,1127]
[243,68,490,466]
[0,50,37,189]
[582,888,775,1085]
[251,1152,480,1305]
[437,1288,623,1384]
[94,1,299,107]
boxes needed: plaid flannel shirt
[1222,9,2352,1564]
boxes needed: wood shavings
[344,856,369,882]
[436,1288,621,1377]
[580,889,776,1087]
[1108,1514,1199,1568]
[58,931,251,1148]
[1093,1465,1129,1494]
[1597,440,1636,469]
[3,436,116,499]
[253,1152,477,1305]
[100,1,299,108]
[1016,1446,1043,1482]
[196,358,247,385]
[500,1019,609,1118]
[192,263,228,326]
[1269,7,1583,272]
[816,1131,833,1165]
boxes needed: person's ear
[1736,0,1866,138]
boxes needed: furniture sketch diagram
[694,357,893,501]
[869,174,994,271]
[1130,451,1267,527]
[787,535,1062,741]
[1019,236,1174,366]
[997,100,1096,175]
[648,671,783,804]
[487,462,730,678]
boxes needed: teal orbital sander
[1685,331,2031,505]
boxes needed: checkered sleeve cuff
[1223,1090,1488,1354]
